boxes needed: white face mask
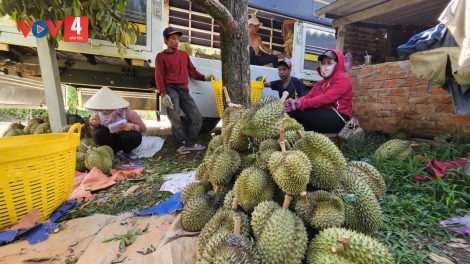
[321,62,337,77]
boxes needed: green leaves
[102,227,148,253]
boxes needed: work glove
[162,94,174,109]
[285,98,302,112]
[205,74,216,81]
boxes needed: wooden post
[36,37,66,132]
[336,25,346,52]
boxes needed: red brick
[378,111,391,117]
[427,113,452,123]
[403,78,421,87]
[392,111,407,119]
[391,96,407,103]
[362,82,373,89]
[387,65,401,73]
[375,74,390,81]
[399,119,415,128]
[359,68,372,75]
[354,103,368,111]
[382,104,397,110]
[366,97,378,103]
[377,89,389,96]
[361,76,374,83]
[363,110,377,117]
[352,82,361,89]
[390,88,407,96]
[408,97,427,104]
[378,97,391,103]
[372,81,384,89]
[367,90,377,97]
[415,104,435,114]
[431,87,450,95]
[450,115,470,125]
[435,123,454,133]
[349,70,357,77]
[383,80,401,88]
[409,87,427,95]
[397,103,415,111]
[436,104,454,113]
[415,121,436,129]
[408,72,417,78]
[404,112,423,120]
[391,71,407,79]
[385,117,399,125]
[427,96,451,104]
[374,65,388,73]
[370,103,382,110]
[354,90,367,97]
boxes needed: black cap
[163,27,183,38]
[278,58,292,68]
[318,50,337,62]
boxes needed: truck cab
[0,0,335,131]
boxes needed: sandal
[185,143,206,151]
[125,152,138,160]
[176,146,190,155]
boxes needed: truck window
[303,27,336,71]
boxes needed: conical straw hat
[83,87,129,110]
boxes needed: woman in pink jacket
[85,87,147,160]
[285,49,353,133]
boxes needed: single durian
[208,142,241,187]
[268,150,311,196]
[205,133,223,159]
[23,123,39,134]
[27,117,44,126]
[389,127,410,140]
[198,216,258,264]
[97,145,114,160]
[229,116,250,152]
[181,181,212,205]
[255,139,280,169]
[294,132,347,189]
[33,123,51,134]
[78,138,97,153]
[66,114,85,125]
[239,152,257,172]
[233,166,276,213]
[195,161,212,181]
[2,122,25,137]
[222,190,235,210]
[307,227,395,264]
[4,128,26,137]
[84,147,113,174]
[181,191,223,232]
[374,139,413,160]
[76,152,87,172]
[284,116,304,145]
[333,174,383,234]
[59,124,73,133]
[251,196,308,264]
[347,161,386,198]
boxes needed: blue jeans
[165,84,202,148]
[249,47,278,68]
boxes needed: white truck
[0,0,335,133]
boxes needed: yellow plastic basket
[0,123,81,229]
[211,76,266,118]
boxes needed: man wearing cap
[86,87,147,160]
[264,57,307,99]
[284,49,353,133]
[155,27,215,155]
[248,13,280,68]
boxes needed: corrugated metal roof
[317,0,451,28]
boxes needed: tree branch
[190,0,237,31]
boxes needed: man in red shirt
[155,27,215,155]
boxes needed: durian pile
[180,90,395,263]
[284,31,294,59]
[2,113,114,174]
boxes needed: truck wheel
[181,117,221,135]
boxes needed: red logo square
[64,16,88,42]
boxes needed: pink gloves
[285,98,302,112]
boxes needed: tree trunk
[190,0,251,107]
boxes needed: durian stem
[296,130,305,139]
[280,91,289,103]
[228,140,233,150]
[214,186,220,194]
[233,216,241,237]
[211,133,216,139]
[223,86,231,105]
[300,192,308,205]
[339,236,351,245]
[238,109,244,118]
[409,144,419,148]
[282,195,293,209]
[331,243,345,253]
[231,198,239,210]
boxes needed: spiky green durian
[84,148,113,174]
[181,181,212,205]
[195,161,211,181]
[23,123,39,134]
[33,123,51,134]
[42,116,49,123]
[347,161,386,198]
[251,201,281,238]
[208,145,241,187]
[239,152,257,172]
[307,227,395,264]
[76,152,87,172]
[241,96,286,140]
[58,124,73,133]
[4,128,26,137]
[268,150,311,196]
[230,118,250,152]
[66,114,85,125]
[374,139,413,160]
[2,122,25,137]
[96,145,114,160]
[27,118,43,126]
[198,228,259,264]
[284,117,304,145]
[206,134,223,158]
[333,174,383,234]
[222,190,235,210]
[389,127,410,140]
[294,132,347,189]
[181,192,223,232]
[78,138,97,153]
[255,139,280,169]
[295,191,344,230]
[198,209,251,254]
[233,167,276,213]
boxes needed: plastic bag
[344,51,353,72]
[131,136,165,158]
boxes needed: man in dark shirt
[155,27,215,155]
[264,58,307,99]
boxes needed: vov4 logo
[17,16,88,42]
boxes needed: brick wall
[348,60,470,135]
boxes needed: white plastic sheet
[132,136,165,158]
[159,170,198,193]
